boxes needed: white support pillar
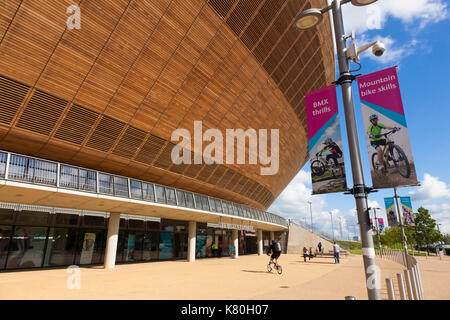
[232,229,239,258]
[270,231,275,242]
[104,212,120,269]
[257,229,263,256]
[187,221,197,262]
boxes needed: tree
[413,207,443,252]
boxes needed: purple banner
[306,85,347,195]
[358,67,418,189]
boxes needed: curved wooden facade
[0,0,334,210]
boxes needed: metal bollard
[404,269,414,300]
[409,268,419,300]
[414,265,424,300]
[416,264,424,299]
[386,278,396,300]
[397,273,406,300]
[345,296,356,300]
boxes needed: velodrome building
[0,0,334,270]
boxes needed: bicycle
[371,129,411,178]
[267,259,282,275]
[310,154,344,177]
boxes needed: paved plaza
[1,253,449,300]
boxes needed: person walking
[317,242,322,253]
[333,242,340,264]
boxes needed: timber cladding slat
[0,0,333,209]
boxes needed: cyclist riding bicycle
[367,114,399,173]
[267,240,282,266]
[316,138,343,167]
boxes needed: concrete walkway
[1,254,449,300]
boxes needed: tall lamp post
[296,0,381,300]
[371,207,382,257]
[329,211,335,242]
[338,216,343,240]
[308,201,313,233]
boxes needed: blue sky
[269,0,450,239]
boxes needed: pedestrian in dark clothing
[318,242,322,253]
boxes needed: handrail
[377,248,424,300]
[0,150,288,228]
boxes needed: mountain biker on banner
[316,138,343,167]
[267,239,282,267]
[367,114,400,173]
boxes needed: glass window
[194,195,201,209]
[143,231,159,261]
[59,165,78,189]
[82,215,105,228]
[201,197,210,211]
[215,200,223,213]
[98,173,113,194]
[155,185,166,204]
[8,155,34,182]
[173,233,187,259]
[16,211,49,226]
[79,169,96,192]
[0,208,14,224]
[75,229,106,265]
[209,198,216,212]
[6,226,48,269]
[0,225,12,269]
[142,183,155,202]
[55,213,79,226]
[165,188,176,206]
[34,159,57,185]
[43,228,78,266]
[0,152,7,178]
[113,176,129,197]
[130,180,143,199]
[159,232,173,260]
[115,230,126,263]
[176,190,186,207]
[185,193,195,208]
[146,220,160,230]
[128,219,145,230]
[120,218,127,229]
[125,232,143,262]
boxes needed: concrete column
[232,229,239,258]
[270,231,275,241]
[104,212,120,269]
[257,229,263,256]
[187,221,197,262]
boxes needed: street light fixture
[351,0,378,6]
[307,201,313,233]
[295,8,324,29]
[295,0,381,300]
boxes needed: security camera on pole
[296,0,383,300]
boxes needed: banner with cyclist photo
[306,85,347,195]
[358,67,418,189]
[400,196,416,226]
[384,197,398,227]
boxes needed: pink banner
[358,67,418,189]
[305,85,347,195]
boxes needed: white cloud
[409,173,450,201]
[425,203,450,234]
[269,170,327,221]
[342,0,449,34]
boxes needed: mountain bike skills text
[359,74,397,97]
[180,304,269,318]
